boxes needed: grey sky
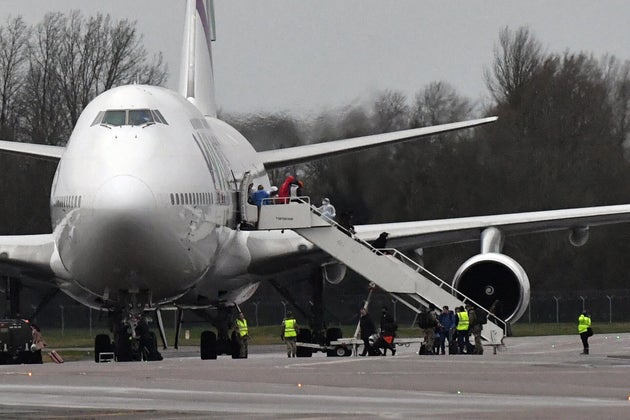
[4,1,630,115]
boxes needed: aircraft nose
[94,175,156,211]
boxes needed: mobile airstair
[252,198,506,347]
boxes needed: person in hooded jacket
[318,197,336,220]
[278,175,299,204]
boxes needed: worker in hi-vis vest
[578,310,592,355]
[234,312,249,358]
[455,306,470,354]
[281,311,299,358]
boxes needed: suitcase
[449,341,458,355]
[48,350,64,363]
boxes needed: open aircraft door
[238,172,258,226]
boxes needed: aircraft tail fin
[178,0,217,117]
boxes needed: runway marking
[0,383,626,414]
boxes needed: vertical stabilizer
[178,0,217,117]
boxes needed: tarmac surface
[1,333,630,419]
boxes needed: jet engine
[569,226,589,247]
[321,262,347,285]
[452,252,530,323]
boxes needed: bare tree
[484,26,543,107]
[600,54,630,153]
[372,89,409,133]
[56,12,167,130]
[101,18,166,90]
[410,81,474,128]
[20,12,66,145]
[0,16,28,139]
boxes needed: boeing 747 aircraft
[2,0,630,361]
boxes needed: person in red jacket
[278,175,298,204]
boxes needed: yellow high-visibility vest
[284,318,297,338]
[456,311,469,331]
[578,314,591,334]
[236,318,248,337]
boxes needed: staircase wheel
[326,327,343,357]
[94,334,111,363]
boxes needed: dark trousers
[580,331,589,353]
[438,328,453,354]
[456,329,469,354]
[360,338,370,356]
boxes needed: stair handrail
[301,199,506,336]
[385,249,507,334]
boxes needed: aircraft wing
[353,204,630,249]
[0,140,64,160]
[258,116,497,169]
[0,234,56,281]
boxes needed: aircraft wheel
[200,330,217,360]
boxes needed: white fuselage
[49,84,283,309]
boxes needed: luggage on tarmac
[449,340,458,355]
[48,350,63,363]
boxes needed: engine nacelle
[569,226,589,247]
[321,262,347,285]
[452,253,530,323]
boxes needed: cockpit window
[129,109,153,125]
[96,109,168,127]
[102,110,127,126]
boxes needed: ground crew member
[235,312,249,358]
[468,305,483,355]
[417,306,438,355]
[455,306,470,354]
[578,310,592,355]
[281,311,299,358]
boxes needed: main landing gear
[196,305,247,360]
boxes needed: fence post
[59,305,65,336]
[579,296,586,312]
[606,295,613,324]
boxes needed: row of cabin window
[54,195,81,208]
[170,192,213,206]
[169,192,229,206]
[91,109,168,127]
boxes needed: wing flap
[258,116,497,169]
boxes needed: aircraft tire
[94,334,111,363]
[296,328,312,357]
[200,330,217,360]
